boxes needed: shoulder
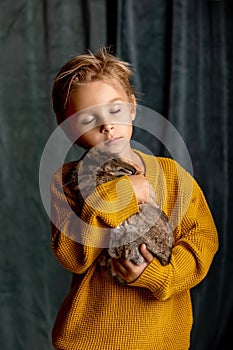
[156,157,192,179]
[154,157,206,204]
[137,151,197,196]
[137,150,193,180]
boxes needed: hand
[129,175,158,207]
[112,244,154,284]
[147,183,159,208]
[129,174,149,204]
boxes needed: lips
[105,137,121,144]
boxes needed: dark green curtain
[116,1,233,349]
[0,1,107,349]
[0,1,232,349]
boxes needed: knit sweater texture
[50,151,218,350]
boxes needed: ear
[130,94,137,121]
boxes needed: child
[50,47,218,350]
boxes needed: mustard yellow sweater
[50,151,218,350]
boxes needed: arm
[128,172,219,300]
[50,163,140,274]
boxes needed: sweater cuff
[129,258,171,300]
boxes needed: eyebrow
[75,99,127,118]
[108,98,125,103]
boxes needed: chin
[106,143,130,156]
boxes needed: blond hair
[52,47,135,125]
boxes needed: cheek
[122,124,133,138]
[77,130,100,148]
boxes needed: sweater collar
[133,149,160,185]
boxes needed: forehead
[67,80,129,117]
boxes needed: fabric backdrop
[0,1,232,349]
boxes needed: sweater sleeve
[50,163,139,274]
[129,162,219,300]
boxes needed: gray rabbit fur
[66,148,174,284]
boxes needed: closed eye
[110,109,120,114]
[109,104,122,114]
[80,115,96,125]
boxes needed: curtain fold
[116,1,233,349]
[0,0,232,349]
[0,1,107,349]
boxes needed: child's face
[66,80,136,155]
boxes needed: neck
[116,147,145,174]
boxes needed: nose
[100,123,114,133]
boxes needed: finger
[147,195,159,208]
[119,258,136,270]
[112,258,128,273]
[150,185,159,206]
[112,259,130,282]
[140,244,154,263]
[147,188,159,208]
